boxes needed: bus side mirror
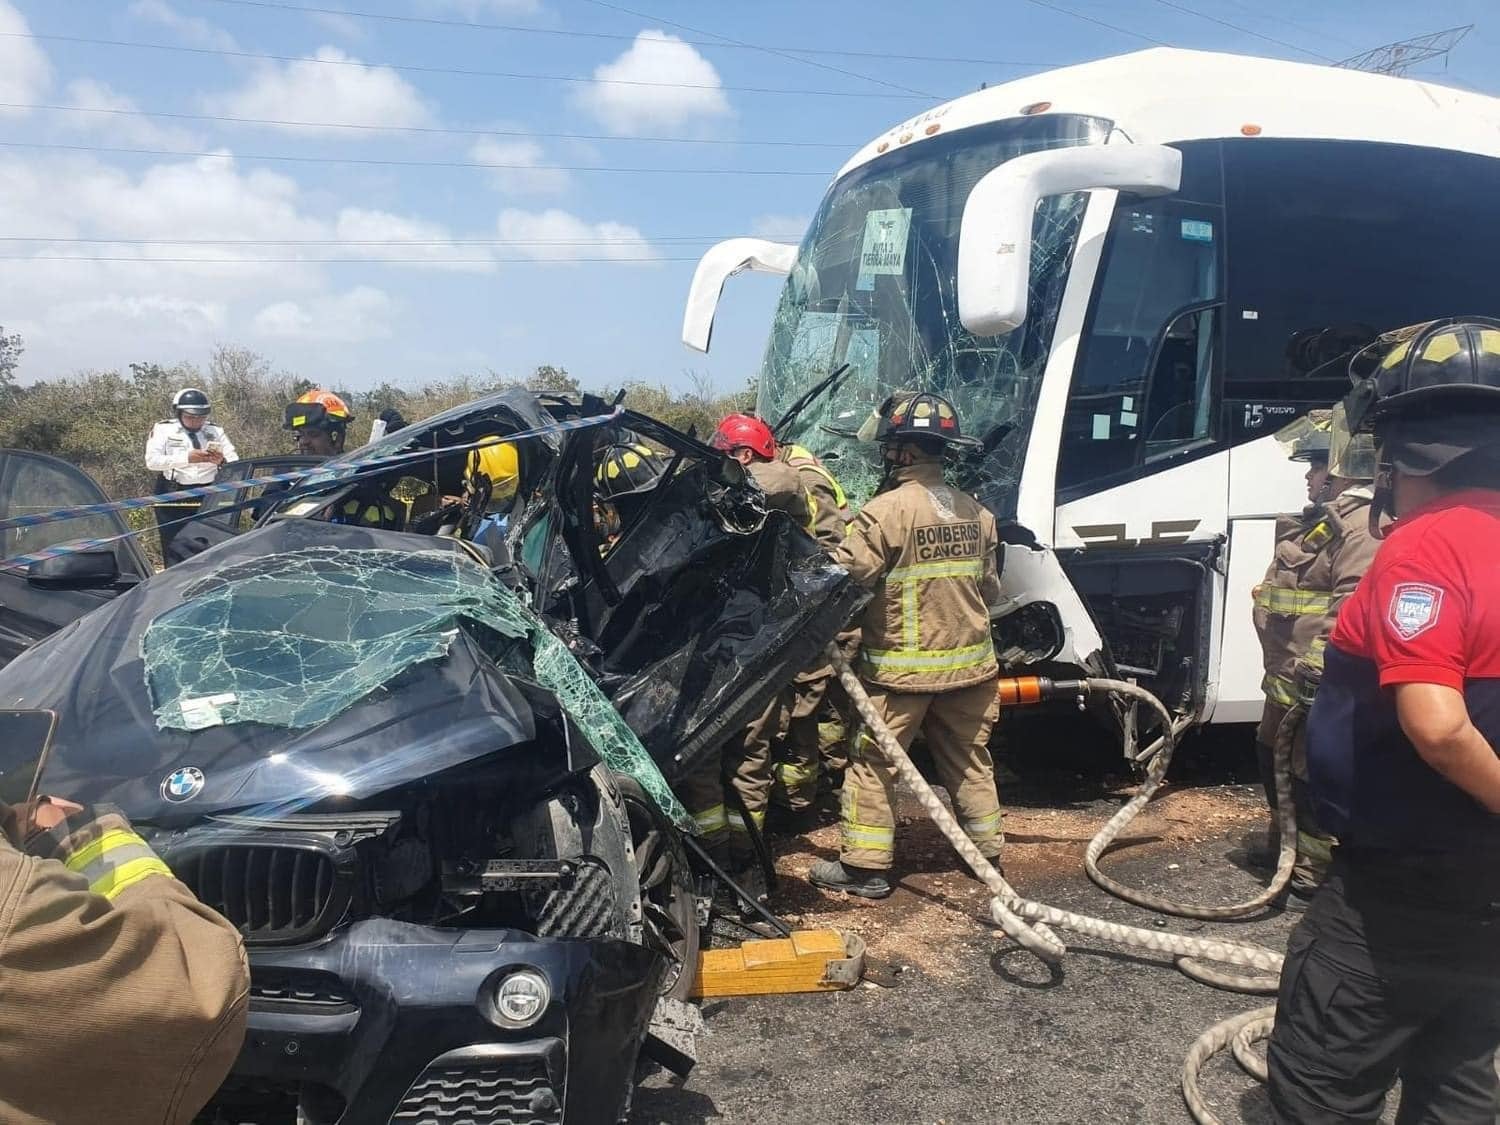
[957,144,1183,337]
[681,238,799,354]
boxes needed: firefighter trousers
[1255,738,1335,892]
[677,689,791,869]
[773,672,840,812]
[1267,851,1500,1123]
[840,678,1002,871]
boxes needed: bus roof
[837,48,1500,180]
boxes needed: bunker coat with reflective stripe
[834,460,1002,692]
[1252,486,1379,747]
[746,457,811,528]
[0,806,250,1125]
[781,444,848,550]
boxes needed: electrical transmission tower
[1335,25,1473,76]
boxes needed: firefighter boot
[807,859,892,900]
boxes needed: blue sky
[1,0,1494,394]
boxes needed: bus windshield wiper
[773,362,852,439]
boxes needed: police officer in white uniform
[144,388,238,557]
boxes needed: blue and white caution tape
[0,408,620,571]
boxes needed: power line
[0,139,833,175]
[1144,0,1333,61]
[0,235,731,246]
[6,32,935,100]
[188,0,1059,68]
[1213,0,1363,51]
[0,139,832,175]
[5,100,856,149]
[1015,0,1173,47]
[0,254,698,264]
[571,0,936,99]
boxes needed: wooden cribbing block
[689,929,865,998]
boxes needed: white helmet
[172,387,211,416]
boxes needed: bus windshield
[758,114,1110,515]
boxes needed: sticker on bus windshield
[1180,219,1214,243]
[856,208,912,291]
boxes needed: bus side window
[1058,194,1222,494]
[1144,306,1218,457]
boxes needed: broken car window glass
[141,546,690,826]
[758,114,1107,516]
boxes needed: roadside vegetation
[0,328,754,501]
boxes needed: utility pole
[1335,25,1473,76]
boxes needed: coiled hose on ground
[824,645,1300,1125]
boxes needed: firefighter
[771,441,853,826]
[0,797,249,1124]
[1267,318,1500,1122]
[464,437,522,556]
[145,387,238,557]
[1247,406,1379,908]
[283,390,405,528]
[594,441,666,549]
[709,413,810,523]
[809,391,1005,899]
[676,416,810,878]
[283,388,353,457]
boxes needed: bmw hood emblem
[161,767,205,803]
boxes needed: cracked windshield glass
[759,114,1109,515]
[140,545,688,824]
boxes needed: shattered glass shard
[141,546,690,826]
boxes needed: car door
[0,449,152,666]
[164,454,325,565]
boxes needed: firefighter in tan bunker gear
[676,414,812,871]
[809,392,1005,900]
[772,442,854,819]
[0,797,249,1125]
[1250,405,1379,906]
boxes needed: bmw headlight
[492,969,550,1028]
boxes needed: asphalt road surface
[635,780,1306,1125]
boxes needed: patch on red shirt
[1387,582,1444,640]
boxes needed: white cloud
[574,30,732,137]
[751,213,810,243]
[334,208,495,272]
[61,79,198,147]
[0,151,494,373]
[495,208,656,263]
[0,0,51,114]
[50,295,228,338]
[128,0,239,52]
[254,287,396,342]
[469,138,570,195]
[209,47,434,133]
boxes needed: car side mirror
[957,144,1183,337]
[681,238,799,354]
[26,550,120,589]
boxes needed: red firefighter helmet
[709,413,777,460]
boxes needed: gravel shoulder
[635,781,1298,1125]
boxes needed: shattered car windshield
[141,545,689,824]
[143,548,523,731]
[759,114,1107,514]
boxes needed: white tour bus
[682,48,1500,743]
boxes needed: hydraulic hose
[825,648,1287,980]
[823,646,1297,1125]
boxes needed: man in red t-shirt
[1267,318,1500,1123]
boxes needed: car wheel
[612,774,700,1001]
